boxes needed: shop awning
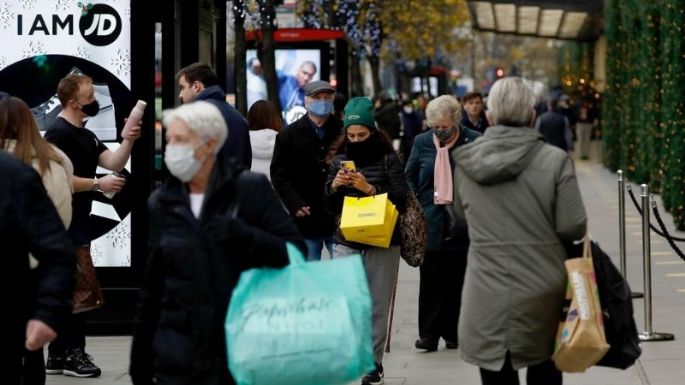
[466,0,603,41]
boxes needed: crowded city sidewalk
[47,157,685,385]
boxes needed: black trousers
[47,312,87,355]
[418,249,467,343]
[479,352,562,385]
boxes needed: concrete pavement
[47,158,685,384]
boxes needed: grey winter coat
[452,125,586,371]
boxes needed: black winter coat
[270,114,343,237]
[129,159,305,385]
[0,152,74,383]
[325,142,407,249]
[195,85,252,168]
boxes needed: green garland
[604,0,685,229]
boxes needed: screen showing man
[246,49,321,124]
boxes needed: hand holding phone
[341,160,356,173]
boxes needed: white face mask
[164,143,204,182]
[403,106,413,114]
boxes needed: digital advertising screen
[246,48,321,124]
[0,0,134,267]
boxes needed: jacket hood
[454,125,544,185]
[195,85,226,102]
[249,129,277,160]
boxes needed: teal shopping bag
[226,243,374,385]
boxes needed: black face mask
[345,134,382,164]
[80,99,100,117]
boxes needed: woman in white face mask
[130,101,305,385]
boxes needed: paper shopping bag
[226,243,374,385]
[339,193,399,248]
[553,237,610,372]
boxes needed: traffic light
[495,67,505,79]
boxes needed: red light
[330,79,338,87]
[496,68,504,78]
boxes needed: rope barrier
[626,185,685,242]
[651,199,685,261]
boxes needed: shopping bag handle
[582,233,592,260]
[286,242,307,266]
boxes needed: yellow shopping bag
[340,193,399,248]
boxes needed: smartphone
[341,160,356,173]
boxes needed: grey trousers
[332,243,401,364]
[577,122,593,158]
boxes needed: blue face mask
[308,100,334,116]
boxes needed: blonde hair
[487,77,536,126]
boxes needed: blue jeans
[303,236,334,261]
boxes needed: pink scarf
[433,133,458,205]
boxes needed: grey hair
[486,77,536,126]
[162,101,227,154]
[425,95,462,127]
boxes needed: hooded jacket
[452,125,586,371]
[195,85,252,168]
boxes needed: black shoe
[445,340,459,349]
[415,337,438,351]
[45,354,64,374]
[361,362,384,385]
[62,348,101,378]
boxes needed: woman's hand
[332,170,351,192]
[348,172,375,195]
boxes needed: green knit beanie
[343,97,376,130]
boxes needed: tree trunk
[350,51,363,97]
[368,54,382,97]
[260,0,281,113]
[234,1,247,116]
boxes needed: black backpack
[591,241,642,369]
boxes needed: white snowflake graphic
[53,0,70,11]
[0,2,14,31]
[106,221,130,249]
[23,41,46,58]
[123,7,131,18]
[19,0,37,10]
[91,243,103,265]
[77,45,92,60]
[0,56,7,70]
[111,48,130,76]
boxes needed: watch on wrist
[92,176,100,192]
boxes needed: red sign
[246,28,345,42]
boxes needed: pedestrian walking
[247,100,282,181]
[460,91,489,134]
[404,95,481,352]
[44,73,142,378]
[177,62,252,168]
[535,96,573,153]
[325,97,407,385]
[129,101,305,385]
[271,80,343,261]
[452,77,587,385]
[0,150,74,385]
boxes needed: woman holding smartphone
[324,97,407,385]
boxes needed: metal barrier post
[638,184,674,342]
[618,170,627,276]
[619,171,643,298]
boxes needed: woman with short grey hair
[130,101,305,385]
[452,77,587,385]
[405,94,481,352]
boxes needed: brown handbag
[72,246,105,313]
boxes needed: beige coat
[452,125,587,371]
[4,141,73,268]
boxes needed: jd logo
[79,3,121,46]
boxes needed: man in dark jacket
[0,152,74,384]
[271,80,343,261]
[374,91,401,142]
[177,63,252,168]
[535,97,572,152]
